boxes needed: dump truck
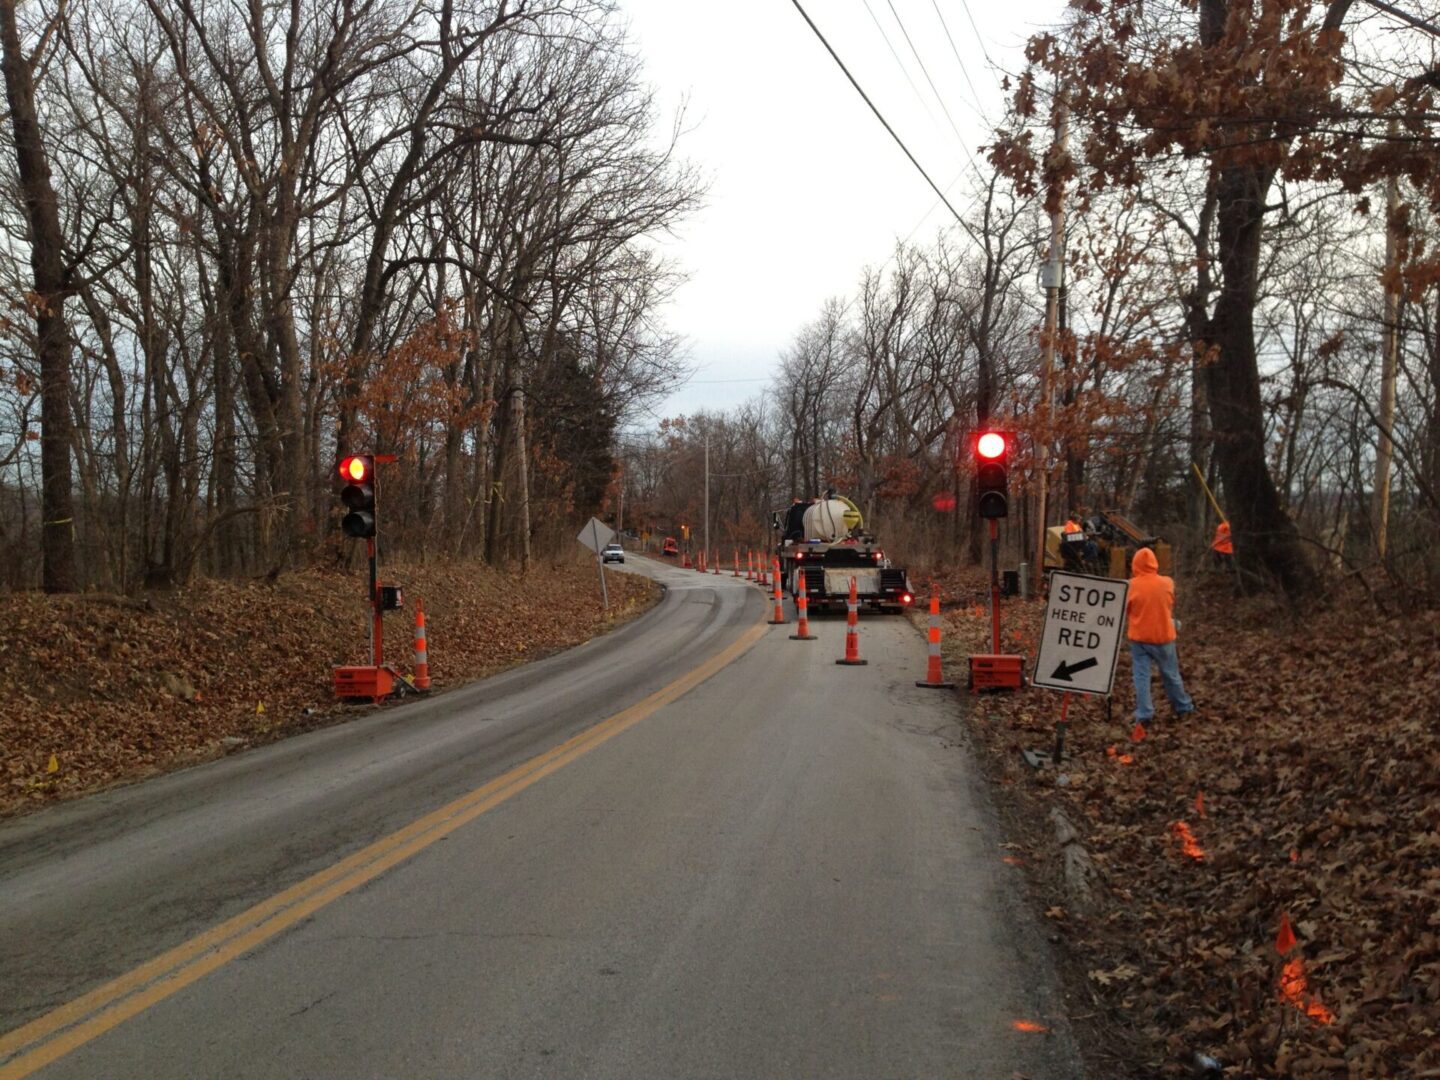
[771,494,915,612]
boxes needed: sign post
[1026,570,1129,768]
[577,516,616,611]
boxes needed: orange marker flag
[1275,911,1297,956]
[1195,790,1206,818]
[1278,957,1335,1025]
[1130,722,1147,742]
[1169,820,1205,861]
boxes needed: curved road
[0,557,1082,1078]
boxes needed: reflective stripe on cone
[789,569,816,640]
[413,598,432,690]
[836,576,867,665]
[915,584,953,688]
[768,557,787,624]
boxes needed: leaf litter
[921,567,1440,1077]
[2,556,656,818]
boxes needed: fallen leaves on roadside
[2,555,657,816]
[915,566,1440,1077]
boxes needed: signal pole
[335,452,400,700]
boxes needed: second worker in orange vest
[1126,547,1195,726]
[1210,521,1233,566]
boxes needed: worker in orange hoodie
[1210,520,1233,567]
[1126,546,1195,726]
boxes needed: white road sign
[576,517,616,554]
[1033,571,1129,695]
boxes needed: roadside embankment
[913,566,1439,1078]
[2,556,657,817]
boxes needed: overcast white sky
[616,0,1065,423]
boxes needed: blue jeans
[1130,641,1194,721]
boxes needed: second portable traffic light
[338,455,376,538]
[974,431,1011,519]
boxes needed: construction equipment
[771,493,915,612]
[1043,509,1173,581]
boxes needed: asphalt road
[0,557,1082,1079]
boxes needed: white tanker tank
[801,498,857,542]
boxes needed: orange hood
[1131,547,1159,577]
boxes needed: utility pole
[703,434,710,564]
[1374,170,1401,560]
[1034,85,1069,586]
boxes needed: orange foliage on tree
[350,306,485,459]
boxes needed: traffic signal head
[973,431,1010,519]
[338,455,376,538]
[339,455,369,484]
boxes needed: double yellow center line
[0,618,767,1078]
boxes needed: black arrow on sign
[1050,656,1099,681]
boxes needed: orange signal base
[333,665,398,702]
[968,654,1024,693]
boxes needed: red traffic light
[976,432,1006,460]
[339,456,370,483]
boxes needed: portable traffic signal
[974,431,1010,519]
[338,455,376,538]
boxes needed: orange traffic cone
[768,557,787,624]
[915,583,954,688]
[789,569,816,640]
[697,550,706,573]
[836,576,867,665]
[413,598,431,690]
[712,549,721,574]
[746,549,755,581]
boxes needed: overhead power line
[936,0,996,82]
[787,0,970,230]
[886,0,984,131]
[862,0,939,128]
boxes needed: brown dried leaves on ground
[2,557,656,817]
[921,568,1440,1078]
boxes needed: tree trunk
[512,369,532,575]
[1373,175,1401,558]
[968,343,994,566]
[1,0,76,592]
[1204,164,1315,596]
